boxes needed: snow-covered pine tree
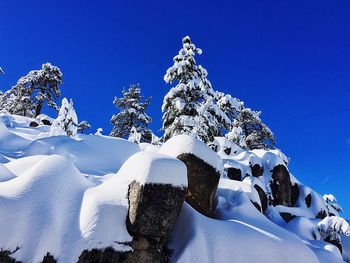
[229,108,275,150]
[110,84,153,143]
[0,87,36,117]
[215,91,243,129]
[50,98,78,137]
[77,120,91,134]
[19,62,63,116]
[162,36,229,143]
[0,63,62,117]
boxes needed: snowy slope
[0,113,348,263]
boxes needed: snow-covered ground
[0,113,348,263]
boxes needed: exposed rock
[291,183,299,207]
[41,119,52,126]
[251,201,262,212]
[223,147,231,155]
[305,193,312,208]
[77,248,123,263]
[280,212,296,223]
[0,250,18,263]
[177,153,221,217]
[126,181,186,263]
[251,164,263,177]
[0,251,56,263]
[226,167,241,181]
[254,184,268,213]
[270,165,292,207]
[29,121,39,127]
[127,181,186,236]
[42,253,56,263]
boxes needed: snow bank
[24,134,140,175]
[159,134,223,173]
[170,203,319,263]
[117,151,187,187]
[0,155,133,262]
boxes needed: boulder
[126,181,186,263]
[177,153,220,217]
[29,121,39,127]
[127,181,186,237]
[291,183,300,207]
[226,167,241,181]
[78,248,122,263]
[305,193,312,208]
[254,184,268,213]
[280,212,296,223]
[270,165,292,207]
[251,164,263,177]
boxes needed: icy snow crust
[0,114,348,263]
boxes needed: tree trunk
[35,100,43,117]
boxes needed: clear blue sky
[0,0,349,217]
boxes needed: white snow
[0,114,348,263]
[117,151,187,187]
[159,134,223,173]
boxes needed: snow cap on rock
[117,151,187,188]
[159,134,223,174]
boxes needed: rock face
[0,251,56,263]
[78,248,122,263]
[270,165,293,207]
[254,184,268,213]
[226,167,241,181]
[305,193,312,208]
[251,164,263,177]
[177,153,220,217]
[125,181,187,263]
[127,181,186,236]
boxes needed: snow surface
[0,114,348,263]
[159,134,223,173]
[117,151,187,187]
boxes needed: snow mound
[0,155,133,262]
[24,134,140,175]
[170,203,320,263]
[159,134,223,173]
[117,151,187,187]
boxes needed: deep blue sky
[0,1,349,217]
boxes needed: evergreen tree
[215,91,243,129]
[50,98,78,137]
[110,84,152,143]
[162,36,229,143]
[0,87,35,117]
[229,108,275,150]
[77,121,91,134]
[0,63,62,117]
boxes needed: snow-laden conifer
[50,98,78,137]
[228,108,275,150]
[110,84,152,143]
[162,36,229,143]
[0,63,62,117]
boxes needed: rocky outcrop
[280,212,296,223]
[124,181,186,262]
[254,184,268,213]
[270,165,293,207]
[78,248,122,263]
[251,164,263,177]
[226,167,241,181]
[305,194,312,208]
[177,153,220,217]
[0,251,56,263]
[291,183,299,207]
